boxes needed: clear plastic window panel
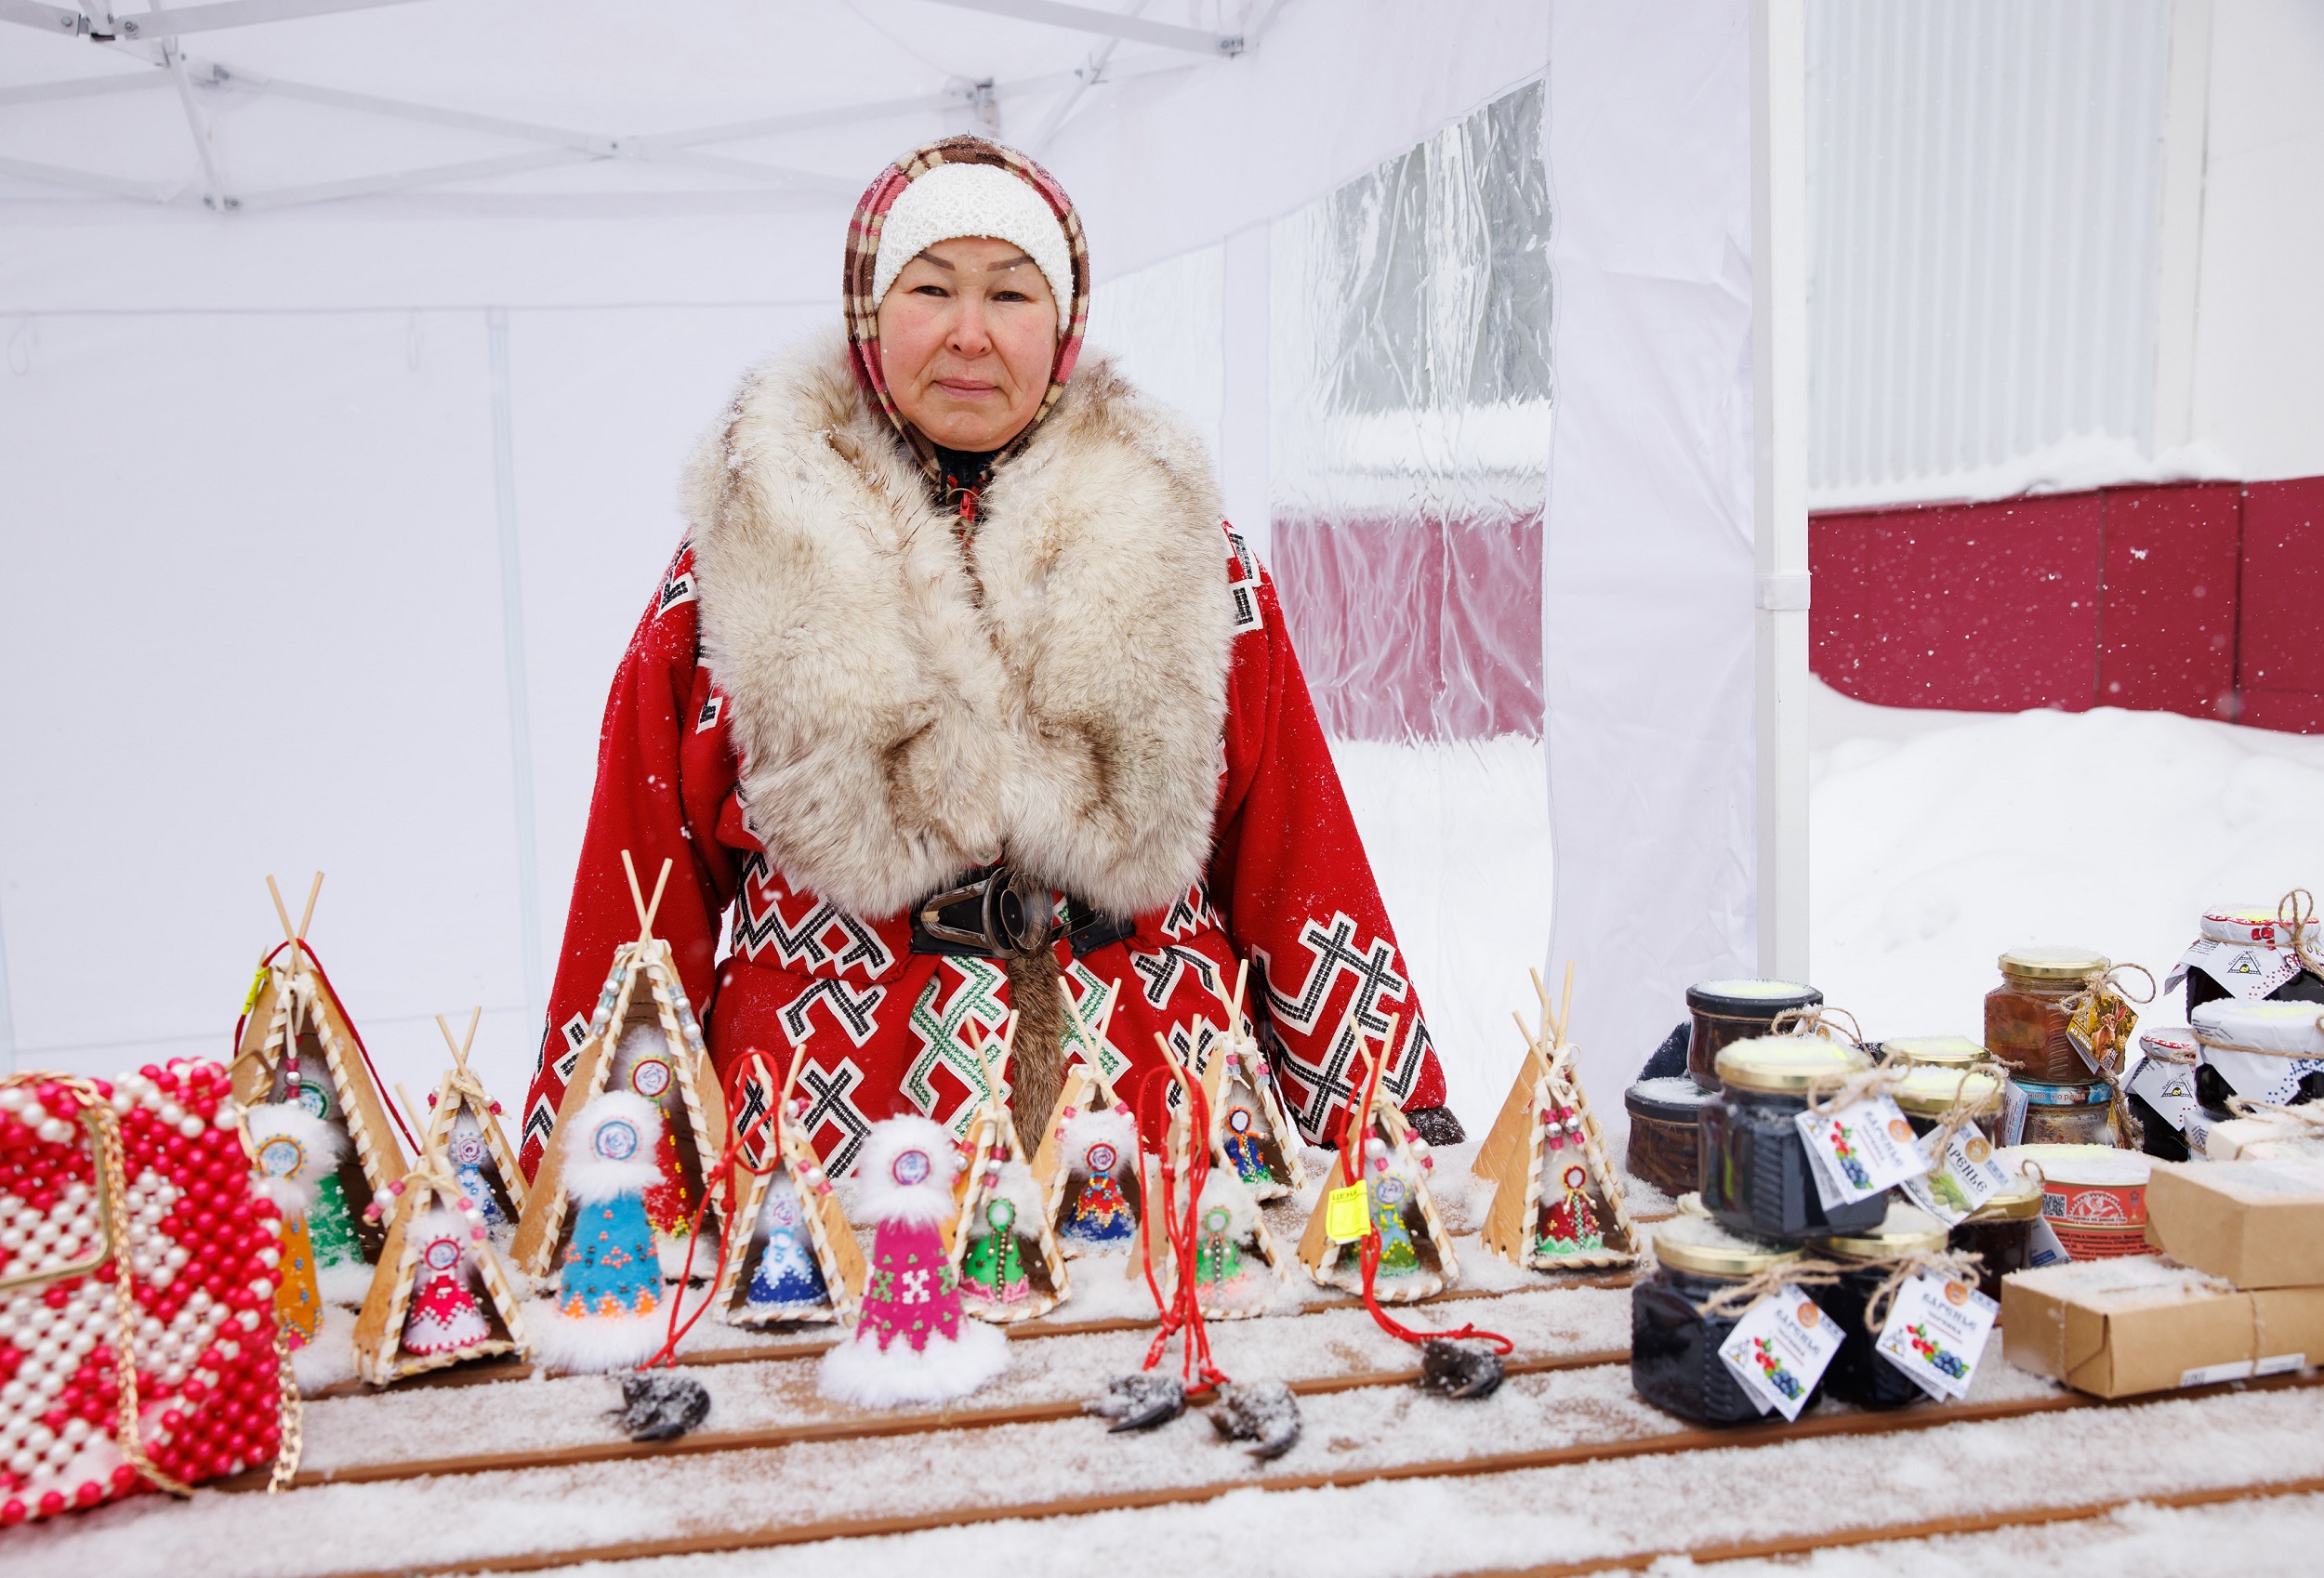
[1270,84,1554,1125]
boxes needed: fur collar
[687,335,1235,922]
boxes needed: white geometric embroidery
[695,692,724,733]
[731,857,894,976]
[779,977,887,1047]
[1252,913,1407,1038]
[1129,943,1222,1008]
[1159,883,1221,941]
[1224,528,1263,635]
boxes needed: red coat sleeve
[518,539,742,1177]
[1208,531,1449,1143]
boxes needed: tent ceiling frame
[0,1,1241,210]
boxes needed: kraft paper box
[2000,1256,2324,1399]
[2146,1161,2324,1289]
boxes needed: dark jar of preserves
[1985,947,2108,1083]
[1948,1176,2043,1305]
[1814,1203,1954,1410]
[1686,979,1823,1090]
[1894,1067,2003,1139]
[1699,1036,1890,1243]
[1625,1076,1715,1198]
[1631,1216,1810,1426]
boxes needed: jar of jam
[1814,1201,1953,1410]
[1894,1067,2003,1138]
[1948,1176,2043,1305]
[1997,1143,2152,1259]
[1985,947,2108,1082]
[1686,979,1823,1090]
[2008,1077,2117,1147]
[1631,1215,1809,1425]
[1700,1036,1889,1243]
[1880,1035,1994,1072]
[2127,1028,2200,1162]
[1625,1076,1714,1199]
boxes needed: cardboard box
[2146,1161,2324,1288]
[2203,1114,2324,1163]
[2000,1256,2324,1398]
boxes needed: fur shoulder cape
[685,335,1235,923]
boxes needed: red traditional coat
[519,341,1444,1181]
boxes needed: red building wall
[1812,479,2324,732]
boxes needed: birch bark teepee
[510,852,729,1282]
[1031,980,1147,1258]
[231,873,411,1298]
[418,1007,528,1232]
[1297,1011,1459,1303]
[351,1155,534,1386]
[716,1047,867,1330]
[1196,962,1307,1201]
[1477,966,1640,1273]
[948,1019,1071,1323]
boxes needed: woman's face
[878,235,1059,453]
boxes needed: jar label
[1717,1292,1843,1422]
[1795,1096,1931,1209]
[1873,1270,1998,1401]
[2127,1054,2209,1149]
[2067,991,2139,1080]
[1899,1122,2007,1226]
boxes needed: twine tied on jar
[1802,1049,1912,1118]
[2277,888,2324,981]
[1693,1257,1846,1320]
[1922,1068,2005,1154]
[1858,1249,1987,1334]
[1769,1004,1868,1047]
[2192,1012,2324,1060]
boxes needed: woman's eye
[913,283,949,296]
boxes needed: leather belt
[908,863,1135,960]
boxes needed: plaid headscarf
[843,136,1091,482]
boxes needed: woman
[518,138,1457,1183]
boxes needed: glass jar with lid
[1986,947,2108,1083]
[1894,1067,2004,1139]
[1813,1201,1955,1410]
[1947,1176,2043,1304]
[1880,1036,1994,1072]
[1631,1215,1810,1426]
[1685,979,1823,1090]
[2009,1076,2118,1147]
[1699,1036,1891,1242]
[1625,1075,1714,1199]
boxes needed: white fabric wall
[1,2,1762,1155]
[1542,4,1762,1137]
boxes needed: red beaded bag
[0,1060,297,1527]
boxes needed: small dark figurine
[1208,1379,1301,1461]
[1419,1338,1506,1400]
[615,1372,711,1441]
[1086,1372,1187,1433]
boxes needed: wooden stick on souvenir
[1035,980,1148,1261]
[949,1016,1072,1323]
[1479,967,1640,1273]
[1474,966,1565,1189]
[1195,959,1308,1200]
[511,851,727,1282]
[350,1153,535,1387]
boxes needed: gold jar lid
[1882,1035,1990,1069]
[1714,1034,1870,1095]
[1998,945,2108,982]
[1654,1213,1800,1278]
[1964,1176,2045,1221]
[1894,1066,2003,1118]
[1817,1200,1951,1260]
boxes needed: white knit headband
[871,161,1074,318]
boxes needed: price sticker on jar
[1718,1293,1844,1422]
[1873,1270,1999,1402]
[1795,1096,1930,1208]
[1900,1123,2008,1226]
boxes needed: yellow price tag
[241,963,271,1015]
[1325,1181,1370,1243]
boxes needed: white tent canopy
[0,0,1802,1146]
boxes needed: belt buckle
[913,865,1051,957]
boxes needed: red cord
[1135,1065,1230,1389]
[642,1053,787,1368]
[234,940,421,1155]
[1341,1041,1512,1357]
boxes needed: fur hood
[686,334,1236,921]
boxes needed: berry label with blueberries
[1873,1270,1998,1401]
[1717,1293,1843,1422]
[1795,1096,1930,1209]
